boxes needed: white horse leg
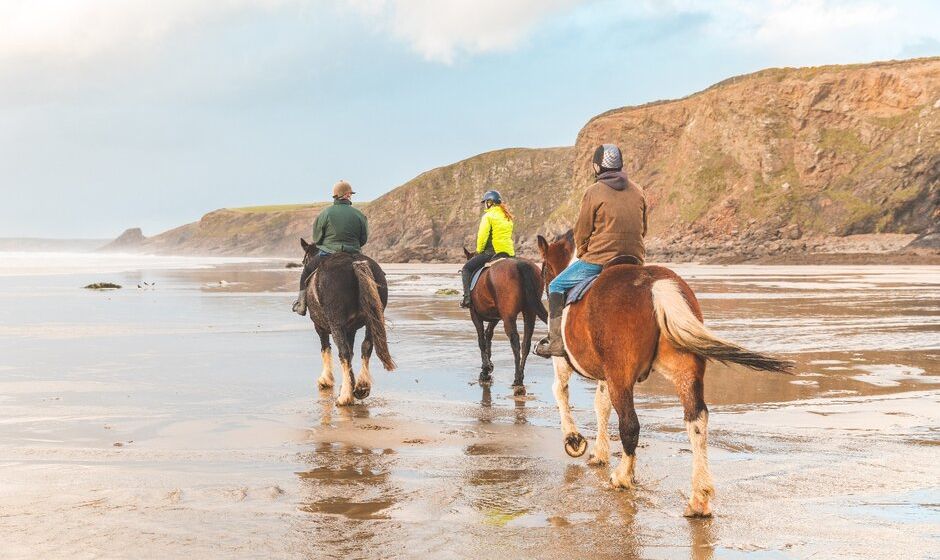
[317,350,334,389]
[588,381,612,466]
[552,356,586,457]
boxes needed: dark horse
[462,249,547,395]
[537,231,792,517]
[300,239,395,406]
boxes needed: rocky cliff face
[571,57,939,262]
[363,147,573,262]
[108,58,939,263]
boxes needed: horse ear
[300,238,309,250]
[463,246,473,259]
[564,229,574,244]
[537,235,548,256]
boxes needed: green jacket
[312,200,368,254]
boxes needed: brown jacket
[573,171,647,265]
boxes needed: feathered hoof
[564,432,587,457]
[335,395,355,407]
[478,373,493,386]
[512,384,526,396]
[353,385,371,400]
[609,470,636,490]
[317,379,333,390]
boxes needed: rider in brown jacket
[536,144,647,357]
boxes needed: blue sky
[1,0,938,238]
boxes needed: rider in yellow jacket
[460,190,515,308]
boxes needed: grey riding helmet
[593,144,623,171]
[481,190,502,204]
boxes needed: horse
[300,239,396,406]
[536,231,792,517]
[461,249,547,395]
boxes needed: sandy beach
[0,254,937,559]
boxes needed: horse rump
[352,260,396,371]
[651,279,793,374]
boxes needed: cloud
[344,0,584,63]
[0,0,288,60]
[647,0,938,60]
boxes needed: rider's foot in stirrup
[535,335,565,358]
[293,298,307,316]
[459,294,472,309]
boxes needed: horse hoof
[317,380,333,390]
[564,432,587,457]
[353,386,370,400]
[587,454,609,467]
[512,384,526,397]
[683,504,713,518]
[479,375,493,386]
[335,396,354,407]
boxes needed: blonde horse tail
[651,279,792,374]
[353,261,396,371]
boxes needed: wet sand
[0,255,937,559]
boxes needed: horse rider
[460,190,515,308]
[293,180,369,315]
[535,144,647,357]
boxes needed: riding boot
[292,289,307,316]
[459,268,473,309]
[535,292,566,358]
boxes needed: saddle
[469,254,511,292]
[564,254,642,306]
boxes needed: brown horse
[537,231,791,517]
[462,249,547,395]
[301,239,395,406]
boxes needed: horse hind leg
[587,381,612,466]
[504,315,525,396]
[657,347,714,517]
[316,328,334,390]
[552,357,587,457]
[609,385,639,490]
[354,329,373,400]
[334,329,357,407]
[516,312,535,394]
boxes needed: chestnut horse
[537,231,791,517]
[462,249,547,395]
[300,239,395,406]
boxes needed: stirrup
[534,336,565,358]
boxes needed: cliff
[107,58,939,263]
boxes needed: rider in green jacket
[293,180,369,315]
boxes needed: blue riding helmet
[481,190,502,204]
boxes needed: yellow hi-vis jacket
[476,205,515,256]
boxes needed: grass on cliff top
[227,203,320,213]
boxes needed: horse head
[536,229,574,286]
[300,238,319,265]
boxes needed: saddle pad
[469,256,510,293]
[565,274,600,306]
[469,267,486,292]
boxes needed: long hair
[495,202,514,221]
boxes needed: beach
[0,253,937,559]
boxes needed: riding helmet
[481,190,502,204]
[592,144,623,171]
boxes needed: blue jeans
[548,259,603,294]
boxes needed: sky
[0,0,938,238]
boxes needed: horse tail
[353,261,396,371]
[517,260,548,323]
[651,279,792,374]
